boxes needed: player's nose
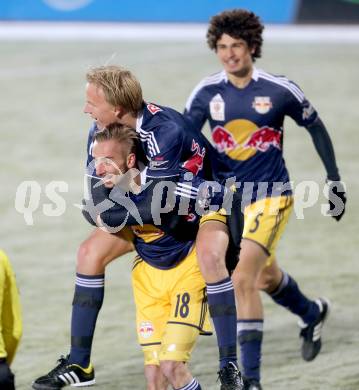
[83,103,91,114]
[95,163,105,176]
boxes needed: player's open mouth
[226,59,239,66]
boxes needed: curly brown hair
[207,9,264,61]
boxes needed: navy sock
[68,273,105,367]
[237,320,263,382]
[270,271,319,324]
[176,378,201,389]
[206,277,237,369]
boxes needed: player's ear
[114,105,124,118]
[127,153,136,169]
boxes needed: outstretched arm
[306,117,346,221]
[306,117,340,181]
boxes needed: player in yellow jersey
[0,249,22,390]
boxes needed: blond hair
[94,123,139,155]
[86,65,143,116]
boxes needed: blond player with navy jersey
[94,125,211,390]
[184,9,346,390]
[33,66,244,390]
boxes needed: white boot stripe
[59,374,69,385]
[64,372,75,384]
[70,371,80,383]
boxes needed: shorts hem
[242,237,271,256]
[167,321,213,336]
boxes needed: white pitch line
[0,22,359,42]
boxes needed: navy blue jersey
[135,102,234,183]
[184,68,318,201]
[127,172,196,270]
[86,104,233,182]
[84,103,236,269]
[130,222,194,270]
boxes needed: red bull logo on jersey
[211,119,282,161]
[139,321,154,339]
[212,125,238,153]
[252,96,272,114]
[182,139,206,175]
[244,127,281,152]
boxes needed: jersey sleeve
[145,122,185,180]
[284,80,318,127]
[183,85,208,132]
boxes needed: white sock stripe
[206,285,234,294]
[75,277,104,287]
[76,282,105,288]
[270,270,289,297]
[179,378,198,390]
[206,280,234,294]
[75,280,104,285]
[206,280,233,289]
[75,278,104,283]
[76,276,104,282]
[237,321,264,332]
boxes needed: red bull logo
[212,125,238,153]
[139,321,154,339]
[182,139,206,175]
[244,127,281,152]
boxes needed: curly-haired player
[184,8,346,389]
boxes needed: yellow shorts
[0,250,22,365]
[243,196,293,265]
[132,247,212,365]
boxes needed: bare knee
[196,222,229,282]
[232,269,257,298]
[160,360,190,386]
[77,239,105,273]
[197,246,226,277]
[257,267,283,292]
[145,365,167,390]
[159,360,178,382]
